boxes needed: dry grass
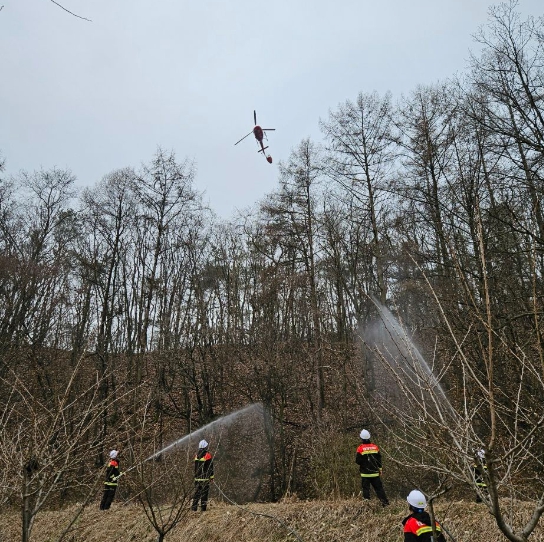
[1,497,543,542]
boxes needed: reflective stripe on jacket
[473,462,488,487]
[355,442,382,477]
[104,459,120,487]
[194,451,214,482]
[403,512,445,541]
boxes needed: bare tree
[321,91,396,305]
[80,168,138,457]
[258,139,327,419]
[131,149,199,377]
[127,395,193,542]
[0,357,110,542]
[0,168,77,353]
[466,0,544,279]
[363,205,544,541]
[49,0,91,22]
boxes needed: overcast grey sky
[1,0,542,218]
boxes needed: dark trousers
[361,476,389,505]
[192,481,210,511]
[475,484,488,503]
[100,486,117,510]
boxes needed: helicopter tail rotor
[254,110,257,125]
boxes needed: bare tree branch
[49,0,91,22]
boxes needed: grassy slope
[1,498,543,542]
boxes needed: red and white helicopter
[235,110,275,164]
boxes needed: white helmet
[109,450,118,459]
[360,429,371,440]
[198,439,209,449]
[407,490,427,509]
[477,449,485,459]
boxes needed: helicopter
[235,110,275,163]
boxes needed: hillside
[1,497,543,542]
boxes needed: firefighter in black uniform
[100,449,121,510]
[192,439,214,511]
[355,429,389,506]
[473,448,488,503]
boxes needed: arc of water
[368,297,458,422]
[143,403,264,463]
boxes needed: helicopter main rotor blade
[234,131,253,146]
[254,110,257,125]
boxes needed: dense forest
[1,3,544,541]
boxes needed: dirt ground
[1,497,543,542]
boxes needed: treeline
[1,3,544,540]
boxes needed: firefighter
[402,490,446,541]
[355,429,389,506]
[100,449,121,510]
[191,439,214,511]
[473,448,488,503]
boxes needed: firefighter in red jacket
[100,449,121,510]
[402,490,446,541]
[355,429,389,506]
[191,439,214,511]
